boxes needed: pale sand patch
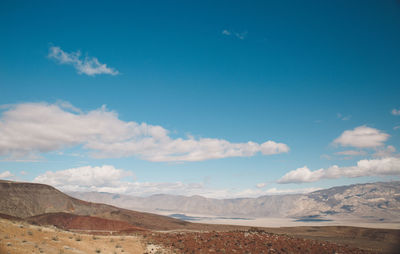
[0,218,146,254]
[154,210,400,229]
[195,217,400,229]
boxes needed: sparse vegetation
[0,218,145,253]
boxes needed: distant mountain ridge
[68,181,400,222]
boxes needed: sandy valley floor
[153,210,400,230]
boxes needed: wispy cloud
[373,145,397,158]
[334,150,367,156]
[391,108,400,116]
[234,31,247,40]
[221,29,247,40]
[221,29,231,36]
[48,46,119,76]
[333,126,389,148]
[0,102,289,162]
[262,187,321,195]
[336,113,351,121]
[277,157,400,184]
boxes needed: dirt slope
[0,218,147,254]
[27,212,146,232]
[0,180,189,230]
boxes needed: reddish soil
[143,229,376,254]
[27,212,146,232]
[1,214,393,253]
[0,212,23,221]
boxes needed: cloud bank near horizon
[32,165,318,198]
[278,157,400,184]
[0,102,289,162]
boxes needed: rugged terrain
[3,216,399,254]
[69,181,400,222]
[1,180,400,253]
[143,230,375,254]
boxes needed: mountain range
[68,181,400,222]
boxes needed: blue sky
[1,0,400,198]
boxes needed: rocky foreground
[142,229,376,254]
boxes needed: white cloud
[48,46,119,76]
[221,29,231,36]
[278,157,400,184]
[256,183,267,188]
[391,108,400,116]
[0,171,14,179]
[394,126,400,130]
[278,166,323,183]
[335,150,367,156]
[0,102,289,162]
[221,29,247,40]
[373,145,397,158]
[333,126,389,148]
